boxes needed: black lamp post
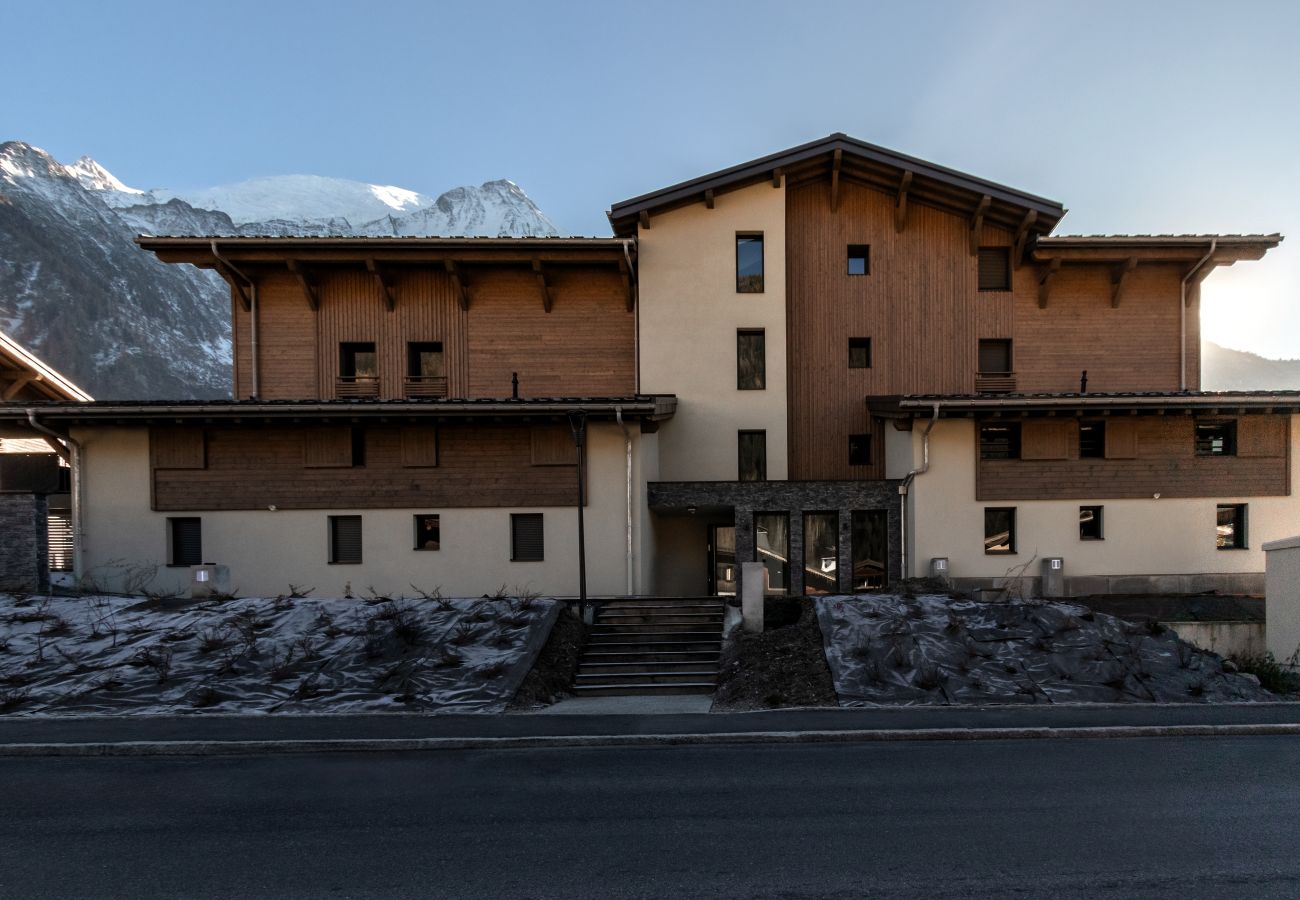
[567,410,588,621]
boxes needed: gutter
[26,409,84,582]
[211,241,259,399]
[1180,239,1217,391]
[898,403,940,580]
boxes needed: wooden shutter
[978,248,1011,291]
[330,516,362,564]
[170,517,202,566]
[304,427,352,468]
[151,428,206,469]
[511,513,544,561]
[1105,419,1139,459]
[401,427,439,467]
[1021,421,1071,460]
[531,427,575,466]
[1238,416,1286,458]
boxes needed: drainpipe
[622,239,639,393]
[898,402,941,580]
[616,406,634,596]
[27,409,84,582]
[211,241,259,399]
[1180,239,1217,391]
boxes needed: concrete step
[599,602,725,614]
[581,650,722,664]
[576,670,717,686]
[573,682,716,697]
[578,660,719,675]
[590,621,723,635]
[586,637,723,650]
[596,612,724,626]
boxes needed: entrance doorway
[707,525,737,596]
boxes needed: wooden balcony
[975,372,1017,394]
[403,375,449,399]
[335,376,380,399]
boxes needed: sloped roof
[0,330,92,402]
[608,133,1066,236]
[869,391,1300,417]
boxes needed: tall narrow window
[414,514,441,551]
[406,342,446,398]
[738,430,767,482]
[168,517,202,567]
[1079,506,1104,541]
[329,516,363,564]
[803,512,839,595]
[1079,421,1106,459]
[978,247,1011,291]
[511,513,545,561]
[350,427,366,468]
[736,233,764,293]
[984,507,1016,554]
[847,244,870,275]
[851,510,888,590]
[848,337,872,369]
[1196,421,1237,456]
[978,339,1013,374]
[754,512,789,596]
[848,434,872,466]
[1216,504,1247,550]
[736,329,766,390]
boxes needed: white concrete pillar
[741,561,764,633]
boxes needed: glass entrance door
[708,525,737,596]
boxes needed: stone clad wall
[0,493,49,593]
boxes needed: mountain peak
[65,155,142,194]
[0,141,64,180]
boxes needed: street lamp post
[567,411,588,621]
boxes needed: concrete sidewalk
[2,702,1300,753]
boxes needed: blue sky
[4,0,1298,357]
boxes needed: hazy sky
[4,0,1298,357]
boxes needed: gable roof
[0,330,92,402]
[608,133,1066,237]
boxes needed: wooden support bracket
[771,167,783,188]
[214,262,252,312]
[704,188,715,209]
[533,259,552,313]
[893,170,912,233]
[829,148,842,212]
[366,258,395,311]
[970,194,991,256]
[1012,209,1037,269]
[445,260,469,311]
[1037,257,1062,309]
[1,373,36,401]
[285,260,319,311]
[639,210,651,231]
[1111,257,1137,308]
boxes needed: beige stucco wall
[909,416,1300,582]
[637,181,788,481]
[73,424,650,599]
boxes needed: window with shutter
[978,247,1011,291]
[511,513,545,561]
[530,427,575,466]
[151,428,206,469]
[329,516,363,564]
[168,517,202,567]
[48,513,74,572]
[304,427,354,468]
[401,427,439,467]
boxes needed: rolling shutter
[330,516,363,564]
[48,513,74,572]
[169,517,202,566]
[511,513,544,561]
[978,248,1011,291]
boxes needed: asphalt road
[4,737,1300,899]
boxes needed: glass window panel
[738,430,766,481]
[1196,422,1237,456]
[847,244,870,276]
[414,514,441,551]
[736,330,766,390]
[736,234,764,293]
[340,342,377,379]
[754,512,789,595]
[851,510,888,590]
[1079,421,1105,458]
[848,434,872,467]
[1216,504,1246,550]
[803,512,839,595]
[978,339,1012,374]
[1079,506,1103,540]
[408,342,445,377]
[979,423,1021,460]
[848,337,872,369]
[984,507,1015,554]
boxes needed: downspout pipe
[211,240,259,399]
[622,239,639,394]
[898,403,941,581]
[616,406,634,596]
[27,409,84,582]
[1180,239,1217,391]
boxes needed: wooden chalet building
[1,134,1290,600]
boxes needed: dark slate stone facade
[0,493,49,593]
[649,480,902,596]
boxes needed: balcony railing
[403,375,449,399]
[975,372,1017,394]
[335,375,380,399]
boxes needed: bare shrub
[288,584,314,599]
[197,627,231,655]
[448,623,478,646]
[435,648,464,668]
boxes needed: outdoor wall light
[687,506,697,515]
[268,504,278,511]
[1152,493,1161,500]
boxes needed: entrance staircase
[574,598,725,696]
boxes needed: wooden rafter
[213,262,251,312]
[969,194,991,256]
[771,167,783,188]
[444,260,469,311]
[618,256,637,313]
[1,372,36,401]
[1012,209,1037,269]
[1037,257,1062,309]
[829,148,843,212]
[893,170,912,234]
[366,258,395,311]
[285,259,319,311]
[704,188,715,209]
[1110,257,1138,308]
[532,259,552,313]
[639,210,651,231]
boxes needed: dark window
[407,342,444,377]
[984,508,1016,554]
[979,422,1021,460]
[511,513,545,561]
[168,517,202,567]
[329,516,363,564]
[736,233,764,293]
[1079,421,1105,458]
[848,337,872,369]
[978,339,1013,374]
[978,247,1011,291]
[1196,421,1237,456]
[1216,504,1247,550]
[1079,506,1104,541]
[414,514,441,551]
[849,434,872,466]
[851,510,889,590]
[738,430,767,482]
[803,512,839,595]
[754,512,789,595]
[847,244,870,276]
[736,329,766,390]
[350,427,366,467]
[340,342,377,379]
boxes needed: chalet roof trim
[870,391,1300,417]
[0,330,93,402]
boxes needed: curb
[3,723,1300,757]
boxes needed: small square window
[848,434,872,467]
[978,247,1011,291]
[848,337,872,369]
[737,329,766,390]
[329,515,363,565]
[414,514,441,551]
[511,513,545,561]
[978,339,1013,374]
[1079,421,1105,459]
[984,507,1016,554]
[340,342,377,379]
[979,422,1021,460]
[1216,504,1247,550]
[736,233,764,293]
[168,517,202,567]
[848,244,870,276]
[1196,421,1237,456]
[738,430,767,482]
[1079,506,1104,541]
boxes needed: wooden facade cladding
[151,423,579,511]
[977,415,1290,501]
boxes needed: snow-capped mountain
[0,141,560,399]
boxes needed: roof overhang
[608,133,1065,237]
[869,392,1300,419]
[0,331,93,402]
[1033,234,1281,268]
[136,236,634,267]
